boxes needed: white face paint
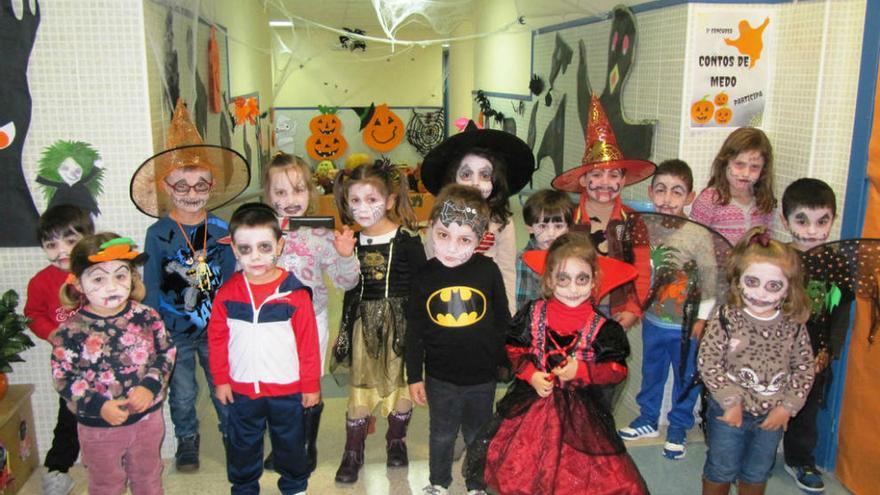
[58,158,83,186]
[456,154,494,199]
[739,261,788,318]
[528,214,569,251]
[41,231,84,271]
[347,183,389,229]
[580,168,624,203]
[784,207,834,251]
[725,150,764,197]
[431,220,479,268]
[233,226,282,284]
[79,261,132,315]
[649,174,694,216]
[552,257,594,307]
[164,168,214,214]
[268,169,310,218]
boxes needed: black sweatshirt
[406,254,511,385]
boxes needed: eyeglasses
[165,179,213,194]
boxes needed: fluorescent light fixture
[269,20,293,27]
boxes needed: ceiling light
[269,20,293,27]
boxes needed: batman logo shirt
[426,286,487,327]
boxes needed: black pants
[425,376,496,490]
[44,397,79,472]
[784,367,829,467]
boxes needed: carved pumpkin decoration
[309,106,341,135]
[690,96,714,125]
[362,104,404,153]
[306,133,347,161]
[714,92,729,107]
[714,106,733,125]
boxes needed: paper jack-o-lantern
[714,106,733,125]
[714,92,729,107]
[363,104,404,153]
[306,133,347,161]
[691,96,715,125]
[310,106,342,135]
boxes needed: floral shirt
[50,301,177,427]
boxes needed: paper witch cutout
[0,0,41,247]
[537,94,566,177]
[36,141,104,216]
[544,33,573,107]
[355,103,405,153]
[406,109,446,156]
[522,249,638,302]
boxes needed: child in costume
[406,184,510,495]
[261,151,358,470]
[331,159,426,483]
[208,203,321,495]
[515,189,576,310]
[51,234,176,495]
[690,127,776,245]
[133,99,248,471]
[551,95,655,330]
[699,227,814,495]
[618,160,723,460]
[421,121,535,313]
[25,205,93,495]
[466,231,648,495]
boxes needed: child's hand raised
[409,382,427,406]
[551,358,578,383]
[302,391,321,408]
[760,405,791,431]
[530,372,555,398]
[100,399,130,426]
[333,226,356,257]
[718,403,743,428]
[215,384,234,405]
[126,386,155,413]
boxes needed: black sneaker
[784,464,825,493]
[175,434,200,473]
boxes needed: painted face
[41,231,83,271]
[79,261,132,315]
[164,168,213,214]
[552,257,594,307]
[738,261,788,318]
[233,226,282,284]
[268,169,310,218]
[432,220,479,268]
[648,174,694,216]
[456,154,494,199]
[581,168,624,203]
[784,207,834,251]
[347,182,389,229]
[725,150,764,196]
[529,213,569,251]
[58,158,83,186]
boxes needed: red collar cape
[522,250,637,301]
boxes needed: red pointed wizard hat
[522,249,638,301]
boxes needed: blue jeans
[634,318,701,434]
[168,331,228,438]
[227,393,310,495]
[703,397,784,484]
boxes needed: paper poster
[689,9,774,129]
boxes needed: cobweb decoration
[370,0,475,42]
[406,109,445,156]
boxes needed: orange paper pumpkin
[691,96,715,125]
[306,132,347,161]
[309,106,342,135]
[714,107,733,125]
[363,104,404,153]
[714,92,729,106]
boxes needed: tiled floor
[18,376,853,494]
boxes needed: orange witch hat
[551,94,655,193]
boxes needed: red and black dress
[465,298,649,495]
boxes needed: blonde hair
[59,233,146,310]
[706,127,777,214]
[726,227,810,323]
[334,159,417,230]
[540,231,601,300]
[263,152,318,215]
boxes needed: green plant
[0,290,36,373]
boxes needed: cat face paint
[783,206,834,251]
[739,261,788,318]
[552,257,594,307]
[347,182,389,229]
[456,154,494,199]
[580,168,624,203]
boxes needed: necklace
[174,216,214,293]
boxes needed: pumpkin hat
[130,99,250,217]
[551,95,655,193]
[420,120,535,196]
[522,250,637,301]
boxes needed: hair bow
[748,230,772,248]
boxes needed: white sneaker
[423,485,449,495]
[42,471,75,495]
[617,422,660,440]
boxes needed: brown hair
[334,159,417,230]
[706,127,776,214]
[540,231,601,300]
[429,184,490,238]
[263,152,318,216]
[652,159,694,193]
[522,189,576,226]
[726,227,810,323]
[60,233,146,309]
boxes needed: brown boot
[702,478,731,495]
[335,416,370,483]
[736,481,766,495]
[386,409,412,467]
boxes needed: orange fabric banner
[837,62,880,493]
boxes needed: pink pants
[77,408,165,495]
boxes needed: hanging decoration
[306,106,348,161]
[339,27,367,51]
[406,109,445,156]
[274,113,297,154]
[208,25,222,113]
[163,9,181,116]
[35,141,105,216]
[356,103,405,153]
[232,96,260,127]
